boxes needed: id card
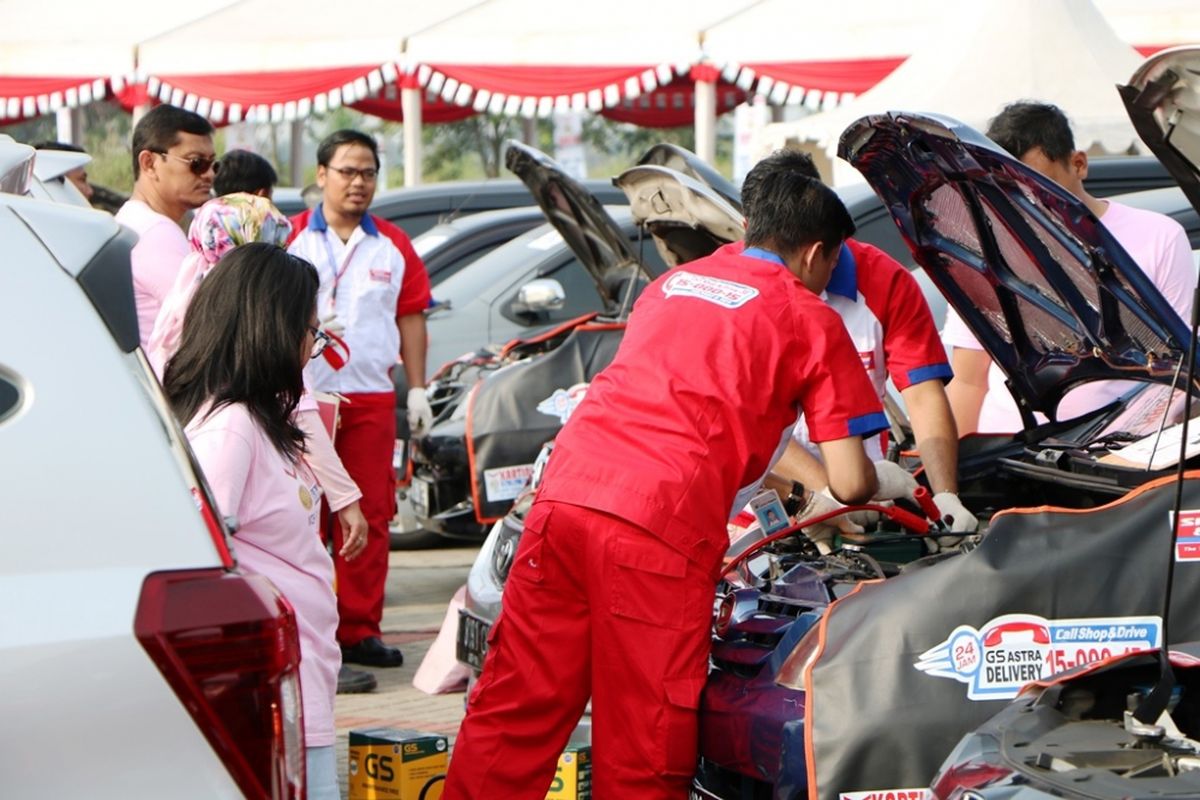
[749,490,791,535]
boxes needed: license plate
[410,476,431,518]
[456,610,491,670]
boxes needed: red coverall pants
[329,391,396,646]
[443,499,719,799]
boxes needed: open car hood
[1120,45,1200,217]
[839,111,1200,422]
[613,163,744,268]
[634,143,743,212]
[504,140,659,309]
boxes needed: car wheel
[388,525,445,551]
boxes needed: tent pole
[401,85,423,187]
[289,119,304,187]
[692,64,718,165]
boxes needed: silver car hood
[1119,45,1200,216]
[613,164,744,268]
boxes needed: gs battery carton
[546,744,591,800]
[348,728,448,800]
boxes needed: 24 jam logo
[913,613,1161,700]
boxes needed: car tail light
[135,569,305,799]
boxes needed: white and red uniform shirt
[943,199,1195,432]
[792,239,952,458]
[115,200,189,349]
[536,243,888,565]
[185,403,340,748]
[288,206,432,394]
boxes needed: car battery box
[546,744,591,800]
[348,728,448,800]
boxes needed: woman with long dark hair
[164,242,342,799]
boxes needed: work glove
[318,312,345,337]
[873,459,918,502]
[932,492,979,533]
[407,387,434,436]
[798,490,863,554]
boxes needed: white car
[0,140,305,799]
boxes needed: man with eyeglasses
[115,104,217,349]
[287,129,433,676]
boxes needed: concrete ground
[334,546,476,795]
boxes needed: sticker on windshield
[484,465,535,503]
[537,383,589,424]
[914,613,1161,701]
[663,271,759,309]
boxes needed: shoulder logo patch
[663,271,759,309]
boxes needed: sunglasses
[153,151,220,176]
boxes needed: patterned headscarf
[188,192,292,266]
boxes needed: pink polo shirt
[115,200,190,349]
[186,402,341,747]
[943,199,1195,432]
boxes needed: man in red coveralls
[443,165,888,799]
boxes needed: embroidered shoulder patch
[663,271,759,309]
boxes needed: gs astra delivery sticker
[913,613,1161,700]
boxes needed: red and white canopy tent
[761,0,1187,185]
[0,0,239,127]
[400,0,761,166]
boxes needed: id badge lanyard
[318,232,356,371]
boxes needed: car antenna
[1128,265,1200,733]
[618,223,646,317]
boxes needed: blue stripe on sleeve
[907,363,954,385]
[848,411,890,438]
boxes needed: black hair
[317,129,380,169]
[743,152,854,257]
[131,104,215,179]
[986,101,1075,163]
[164,242,319,462]
[741,149,820,214]
[213,149,279,196]
[33,141,86,153]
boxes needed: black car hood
[839,111,1199,422]
[1119,45,1200,218]
[504,140,658,310]
[613,163,744,268]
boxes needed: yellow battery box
[546,744,591,800]
[348,728,448,800]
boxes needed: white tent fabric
[134,0,482,124]
[758,0,1150,183]
[700,0,944,108]
[0,0,237,119]
[403,0,754,113]
[1094,0,1200,48]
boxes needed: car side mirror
[512,278,566,315]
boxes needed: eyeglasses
[153,151,219,176]
[309,327,331,360]
[325,165,378,182]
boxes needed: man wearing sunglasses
[287,129,433,675]
[116,104,217,349]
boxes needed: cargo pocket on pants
[657,674,705,776]
[608,534,690,630]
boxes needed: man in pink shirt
[945,101,1195,433]
[114,104,217,348]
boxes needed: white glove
[319,312,345,337]
[798,490,863,553]
[933,492,978,533]
[819,486,878,528]
[873,460,918,502]
[406,387,433,436]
